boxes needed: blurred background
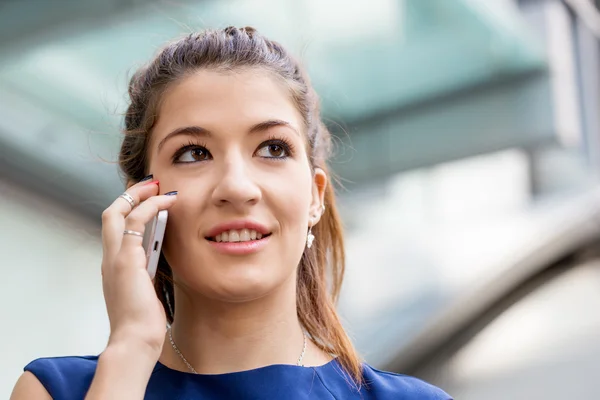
[2,0,600,398]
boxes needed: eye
[173,144,212,163]
[255,138,293,159]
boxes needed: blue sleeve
[24,356,98,400]
[361,364,453,399]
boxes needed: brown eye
[255,140,290,159]
[190,148,209,161]
[174,145,212,163]
[267,144,284,157]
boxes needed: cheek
[160,177,208,247]
[263,171,313,266]
[264,167,313,226]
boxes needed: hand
[100,179,177,354]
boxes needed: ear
[309,167,327,227]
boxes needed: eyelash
[171,140,209,164]
[171,135,296,164]
[262,135,296,159]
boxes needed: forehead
[152,69,303,138]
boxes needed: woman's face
[147,69,326,302]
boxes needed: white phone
[142,209,168,279]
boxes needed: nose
[211,158,261,210]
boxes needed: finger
[101,180,161,262]
[106,193,177,275]
[120,192,178,248]
[112,180,161,219]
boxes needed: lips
[204,220,272,255]
[204,220,271,243]
[206,229,272,255]
[208,228,272,243]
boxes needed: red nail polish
[144,180,159,186]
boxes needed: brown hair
[119,26,362,386]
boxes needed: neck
[160,276,307,374]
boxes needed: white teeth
[240,229,250,241]
[229,231,240,242]
[214,229,265,243]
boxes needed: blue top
[25,355,452,399]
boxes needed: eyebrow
[157,119,299,153]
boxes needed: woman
[11,27,452,399]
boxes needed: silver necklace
[167,325,308,374]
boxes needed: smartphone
[142,209,168,279]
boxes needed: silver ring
[119,192,136,210]
[123,229,143,237]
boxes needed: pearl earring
[306,226,315,249]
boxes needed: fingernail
[164,191,178,196]
[140,174,153,182]
[144,180,159,186]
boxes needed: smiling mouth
[206,229,272,243]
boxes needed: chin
[218,268,286,302]
[192,263,292,303]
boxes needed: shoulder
[316,360,452,399]
[10,372,51,400]
[360,363,452,400]
[22,355,99,400]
